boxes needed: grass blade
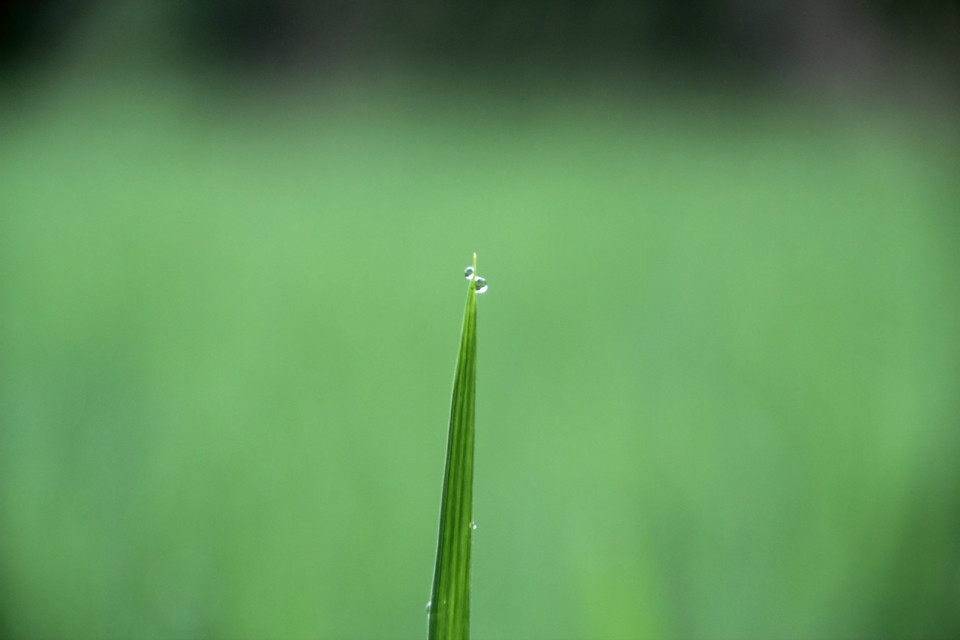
[428,254,482,640]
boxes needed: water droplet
[425,601,431,614]
[470,522,478,531]
[474,277,488,294]
[464,266,475,280]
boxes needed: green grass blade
[428,254,481,640]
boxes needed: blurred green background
[2,2,959,639]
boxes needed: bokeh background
[2,2,959,638]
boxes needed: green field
[1,78,958,639]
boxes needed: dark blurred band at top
[1,0,958,86]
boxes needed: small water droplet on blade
[464,266,475,280]
[474,277,487,293]
[470,522,477,530]
[425,601,431,614]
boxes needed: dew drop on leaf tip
[464,265,488,293]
